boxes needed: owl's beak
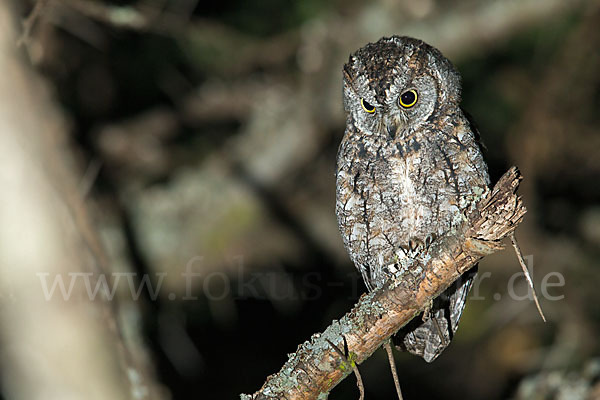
[383,114,407,139]
[385,117,405,139]
[386,123,397,139]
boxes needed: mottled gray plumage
[336,36,490,362]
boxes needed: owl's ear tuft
[342,81,353,112]
[343,63,354,84]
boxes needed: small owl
[336,36,490,362]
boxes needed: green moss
[337,351,358,373]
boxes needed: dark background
[10,0,600,399]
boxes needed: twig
[78,158,102,198]
[59,0,151,30]
[383,340,404,400]
[509,232,547,322]
[17,0,50,47]
[240,167,528,400]
[326,338,364,400]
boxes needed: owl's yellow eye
[360,98,376,113]
[399,89,418,108]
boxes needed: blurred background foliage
[9,0,600,398]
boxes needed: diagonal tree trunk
[0,3,163,399]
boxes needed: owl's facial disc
[343,35,461,142]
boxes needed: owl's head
[343,36,461,140]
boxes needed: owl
[336,36,490,362]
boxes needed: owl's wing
[393,266,478,362]
[461,107,487,152]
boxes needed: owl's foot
[401,234,436,259]
[398,239,421,259]
[386,234,438,282]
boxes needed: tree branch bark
[241,167,526,400]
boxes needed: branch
[241,167,526,400]
[17,0,49,47]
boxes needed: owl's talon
[425,233,436,248]
[404,236,429,258]
[408,238,420,252]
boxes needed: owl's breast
[336,128,489,287]
[384,151,459,239]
